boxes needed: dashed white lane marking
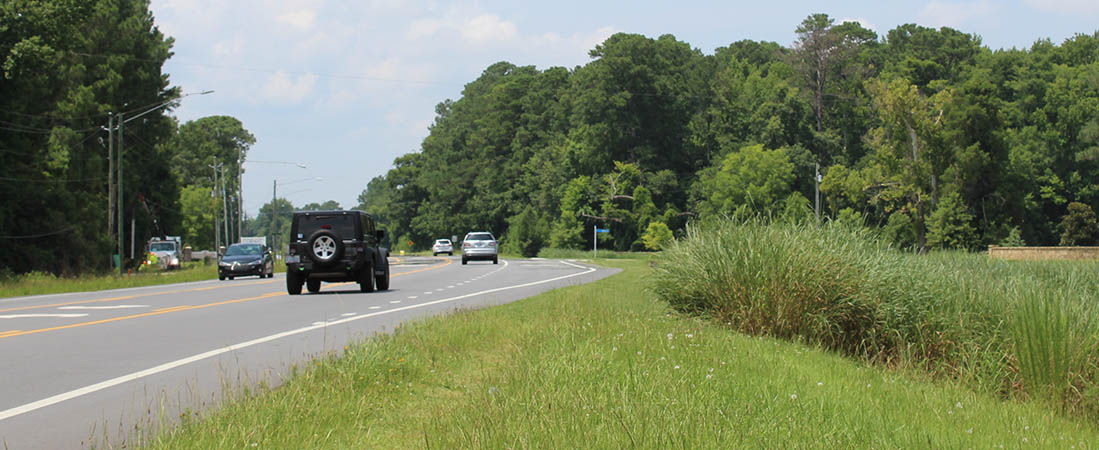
[389,300,401,304]
[423,292,433,295]
[311,321,326,326]
[341,313,357,317]
[0,314,89,319]
[0,260,604,423]
[368,306,381,310]
[447,285,455,288]
[58,305,148,310]
[408,296,418,299]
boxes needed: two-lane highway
[0,256,617,449]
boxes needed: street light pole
[107,113,114,258]
[222,164,230,245]
[238,147,243,243]
[209,163,223,255]
[271,179,277,255]
[117,111,125,276]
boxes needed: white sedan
[432,239,454,256]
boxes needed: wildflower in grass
[706,374,713,379]
[686,333,694,338]
[955,402,962,409]
[613,346,618,351]
[674,365,680,369]
[817,382,823,387]
[790,394,797,400]
[637,351,642,356]
[667,333,674,340]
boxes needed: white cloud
[212,37,243,58]
[836,17,877,33]
[407,18,444,39]
[1023,0,1099,15]
[406,12,521,43]
[918,0,996,28]
[261,71,318,104]
[461,14,519,42]
[277,9,317,30]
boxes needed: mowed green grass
[0,260,293,299]
[139,259,1098,449]
[0,263,218,298]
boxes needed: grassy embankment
[138,256,1099,448]
[652,218,1099,422]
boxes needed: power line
[68,51,448,86]
[0,175,108,183]
[0,225,79,239]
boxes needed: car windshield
[296,215,356,240]
[225,244,263,256]
[466,233,494,241]
[150,242,175,251]
[436,240,450,245]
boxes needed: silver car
[432,239,453,256]
[461,232,498,265]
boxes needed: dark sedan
[218,243,274,280]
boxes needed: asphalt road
[0,256,617,449]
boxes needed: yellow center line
[0,292,285,340]
[0,279,277,314]
[154,305,192,313]
[1,258,454,339]
[324,257,451,289]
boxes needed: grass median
[139,258,1098,449]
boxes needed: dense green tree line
[0,0,179,275]
[0,0,256,276]
[360,15,1099,254]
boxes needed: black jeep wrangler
[285,210,390,295]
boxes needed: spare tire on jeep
[307,229,343,265]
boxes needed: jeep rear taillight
[463,242,472,249]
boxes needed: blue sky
[149,0,1099,216]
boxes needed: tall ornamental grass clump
[649,217,891,355]
[651,217,1099,420]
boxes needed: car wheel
[359,262,375,293]
[229,276,235,280]
[433,252,437,256]
[449,252,453,256]
[375,261,390,291]
[462,257,467,265]
[286,271,303,295]
[218,275,225,281]
[493,256,498,264]
[307,279,321,293]
[307,230,343,265]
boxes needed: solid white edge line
[0,259,596,422]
